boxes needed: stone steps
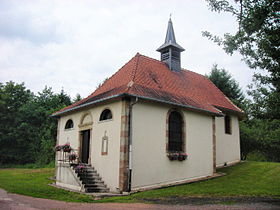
[73,164,109,193]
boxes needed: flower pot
[63,148,71,153]
[178,156,186,161]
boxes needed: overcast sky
[0,0,254,98]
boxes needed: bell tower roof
[157,18,185,71]
[157,18,185,52]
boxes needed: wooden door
[81,130,90,163]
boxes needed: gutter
[213,105,245,119]
[127,96,138,192]
[51,94,124,117]
[52,93,223,117]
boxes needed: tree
[26,87,72,164]
[96,77,109,89]
[206,64,245,108]
[204,0,280,162]
[203,0,280,119]
[73,93,82,103]
[0,82,34,164]
[0,82,72,165]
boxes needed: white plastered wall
[56,100,122,192]
[215,115,241,167]
[131,101,214,190]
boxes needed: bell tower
[157,18,185,71]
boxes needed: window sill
[98,119,113,124]
[64,128,74,131]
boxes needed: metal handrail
[56,148,79,164]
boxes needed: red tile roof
[53,53,243,116]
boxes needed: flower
[74,164,86,173]
[68,153,77,161]
[55,145,62,151]
[54,143,72,153]
[62,143,71,153]
[178,153,188,161]
[167,152,188,161]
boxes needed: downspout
[127,96,138,191]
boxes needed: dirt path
[0,189,279,210]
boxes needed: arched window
[65,119,74,129]
[168,111,183,152]
[99,109,112,121]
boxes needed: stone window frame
[99,108,113,122]
[64,119,74,130]
[166,109,186,153]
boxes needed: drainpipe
[127,96,138,192]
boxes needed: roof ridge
[131,53,140,82]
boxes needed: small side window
[99,109,112,121]
[65,119,74,129]
[224,115,231,134]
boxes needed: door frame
[79,129,92,164]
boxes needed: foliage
[0,162,279,203]
[0,81,33,164]
[0,161,55,169]
[73,93,82,103]
[203,0,279,84]
[96,77,109,89]
[239,121,258,160]
[204,0,279,118]
[247,75,280,119]
[204,0,280,162]
[206,64,245,108]
[240,117,280,162]
[0,82,72,165]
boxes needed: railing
[56,149,79,164]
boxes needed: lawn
[0,161,279,203]
[0,168,93,202]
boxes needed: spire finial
[169,13,172,19]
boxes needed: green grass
[0,168,94,202]
[102,161,280,202]
[0,161,279,203]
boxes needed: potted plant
[75,164,86,174]
[68,153,77,162]
[167,152,180,160]
[167,152,188,161]
[62,143,71,153]
[55,145,62,151]
[178,152,188,161]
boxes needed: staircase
[73,164,109,193]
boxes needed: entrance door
[81,130,90,163]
